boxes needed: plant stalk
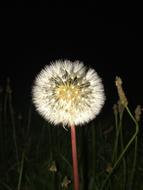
[101,106,139,190]
[70,125,80,190]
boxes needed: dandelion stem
[70,125,80,190]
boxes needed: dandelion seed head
[32,60,105,126]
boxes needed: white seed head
[32,60,105,126]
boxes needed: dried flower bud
[106,163,113,173]
[115,76,128,107]
[135,105,142,122]
[49,161,57,173]
[61,176,71,189]
[113,104,118,115]
[117,100,125,114]
[6,78,12,94]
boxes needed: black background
[1,2,143,113]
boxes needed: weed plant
[0,79,142,190]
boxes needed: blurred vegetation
[0,79,143,190]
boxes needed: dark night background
[1,0,143,112]
[2,11,143,113]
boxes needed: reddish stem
[70,125,80,190]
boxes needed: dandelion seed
[32,60,105,126]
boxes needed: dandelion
[32,60,105,190]
[32,60,105,126]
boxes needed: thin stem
[129,136,137,190]
[8,92,19,168]
[92,123,96,176]
[112,112,119,162]
[126,106,138,190]
[17,151,25,190]
[100,106,139,190]
[26,104,32,137]
[0,181,12,190]
[70,125,80,190]
[119,111,126,190]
